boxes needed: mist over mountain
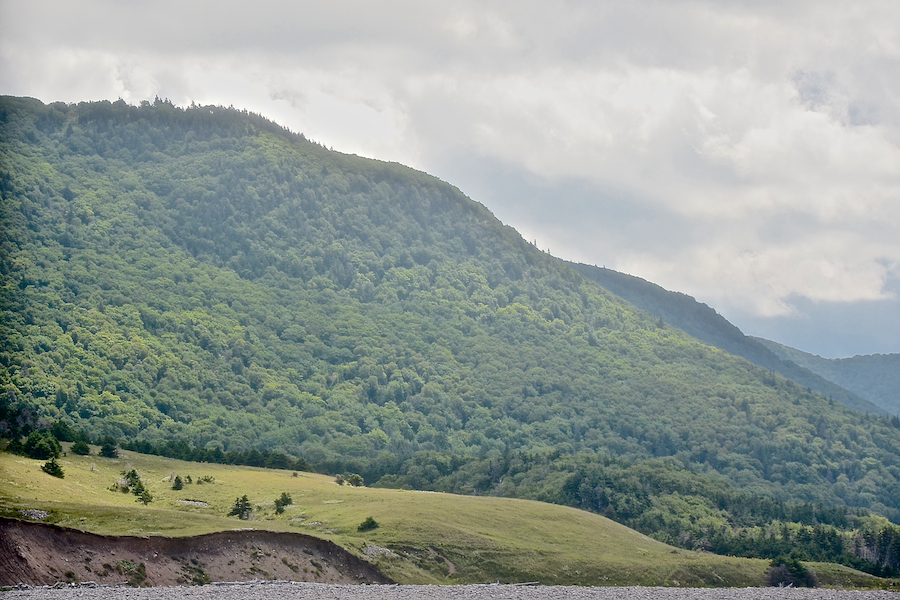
[3,97,900,568]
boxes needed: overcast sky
[2,0,899,358]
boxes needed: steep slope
[568,263,886,416]
[754,339,900,416]
[3,96,900,532]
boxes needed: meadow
[0,446,891,589]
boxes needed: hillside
[0,448,770,587]
[753,339,900,417]
[568,264,887,416]
[3,95,900,558]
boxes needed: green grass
[0,447,893,588]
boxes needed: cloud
[2,0,899,355]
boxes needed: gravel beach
[4,582,898,600]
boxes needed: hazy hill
[568,264,887,416]
[3,95,900,545]
[754,339,900,416]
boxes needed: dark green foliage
[99,442,118,458]
[121,439,309,472]
[3,96,900,575]
[98,436,118,458]
[228,494,252,519]
[41,457,64,478]
[50,419,76,442]
[274,491,292,514]
[22,430,61,460]
[71,439,90,455]
[766,555,818,587]
[358,516,378,532]
[345,473,364,487]
[172,475,183,490]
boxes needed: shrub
[274,491,292,514]
[228,495,252,520]
[71,440,90,455]
[172,475,183,490]
[41,458,64,478]
[50,420,76,442]
[99,436,118,458]
[766,555,819,587]
[112,469,152,504]
[358,516,378,531]
[23,430,61,460]
[346,473,364,487]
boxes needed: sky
[1,0,899,358]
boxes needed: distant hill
[754,339,900,416]
[567,263,887,416]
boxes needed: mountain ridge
[753,338,900,416]
[567,263,888,416]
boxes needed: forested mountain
[754,339,900,417]
[569,264,886,416]
[3,97,900,569]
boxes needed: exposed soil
[0,517,393,587]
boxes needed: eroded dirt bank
[0,518,392,587]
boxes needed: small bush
[334,474,345,485]
[274,491,292,514]
[112,469,152,503]
[71,440,90,455]
[346,473,364,487]
[766,555,819,588]
[172,475,183,490]
[228,495,252,520]
[41,458,64,478]
[358,516,379,531]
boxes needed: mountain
[754,339,900,416]
[3,95,900,547]
[568,263,887,416]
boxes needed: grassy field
[0,446,891,588]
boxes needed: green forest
[2,96,899,575]
[756,338,900,417]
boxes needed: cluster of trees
[121,438,310,471]
[3,96,900,575]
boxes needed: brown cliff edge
[0,517,393,587]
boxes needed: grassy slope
[0,448,890,589]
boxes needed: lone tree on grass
[41,457,64,478]
[229,495,252,520]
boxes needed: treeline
[710,522,900,578]
[120,439,310,472]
